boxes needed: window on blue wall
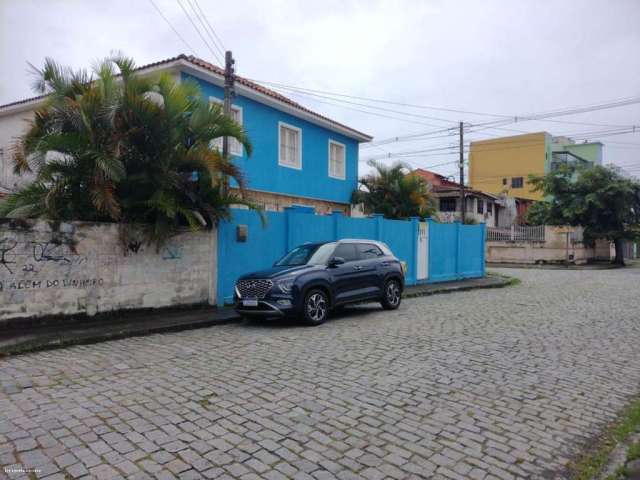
[328,140,346,179]
[279,122,302,169]
[209,98,243,156]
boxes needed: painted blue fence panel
[427,220,485,283]
[458,224,485,277]
[428,221,459,282]
[379,217,418,285]
[287,210,335,249]
[335,215,377,241]
[217,209,288,306]
[217,208,485,305]
[217,208,418,305]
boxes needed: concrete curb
[0,310,240,357]
[403,275,516,299]
[1,274,518,357]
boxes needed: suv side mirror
[328,256,345,267]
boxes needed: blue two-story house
[164,55,372,214]
[0,54,372,213]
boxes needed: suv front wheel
[381,278,402,310]
[302,289,329,325]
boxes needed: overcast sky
[1,0,639,179]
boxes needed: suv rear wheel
[381,278,402,310]
[303,289,329,325]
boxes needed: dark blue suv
[234,239,404,325]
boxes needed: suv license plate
[242,299,258,307]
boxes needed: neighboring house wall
[0,55,370,211]
[469,132,604,203]
[469,132,548,201]
[185,73,361,210]
[559,142,603,165]
[435,195,499,227]
[486,226,612,264]
[232,188,349,215]
[0,220,216,321]
[0,106,38,195]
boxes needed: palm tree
[351,160,436,219]
[0,54,258,247]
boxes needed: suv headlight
[276,278,295,293]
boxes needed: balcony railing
[487,225,545,242]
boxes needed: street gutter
[0,273,517,357]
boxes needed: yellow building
[468,132,550,201]
[468,132,604,202]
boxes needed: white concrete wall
[486,227,613,264]
[0,106,37,194]
[0,220,216,321]
[486,242,595,265]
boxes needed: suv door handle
[353,265,363,271]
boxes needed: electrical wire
[184,0,225,62]
[148,0,197,55]
[282,90,454,128]
[267,85,459,125]
[175,0,223,65]
[190,0,226,57]
[362,127,458,147]
[258,78,640,132]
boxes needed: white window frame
[328,139,346,180]
[209,97,243,157]
[278,121,302,170]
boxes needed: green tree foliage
[351,160,437,219]
[527,165,640,265]
[0,54,259,247]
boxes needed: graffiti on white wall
[0,234,101,293]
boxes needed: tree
[351,160,436,219]
[527,165,640,265]
[0,55,258,247]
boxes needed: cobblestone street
[2,267,640,480]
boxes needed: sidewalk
[487,261,625,270]
[0,274,513,356]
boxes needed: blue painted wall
[427,220,485,282]
[217,208,418,305]
[217,209,486,305]
[183,73,360,204]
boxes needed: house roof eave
[0,54,373,143]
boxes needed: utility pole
[459,121,465,223]
[221,50,235,196]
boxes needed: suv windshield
[274,243,336,266]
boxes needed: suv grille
[236,279,273,299]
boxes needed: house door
[417,222,428,281]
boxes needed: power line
[282,90,452,128]
[265,80,640,151]
[257,77,640,130]
[193,0,227,55]
[362,145,460,162]
[148,0,197,55]
[176,0,223,65]
[267,84,459,125]
[469,97,640,132]
[184,0,224,61]
[188,0,226,58]
[246,78,510,118]
[367,127,640,164]
[362,128,458,149]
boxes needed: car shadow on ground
[240,302,387,329]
